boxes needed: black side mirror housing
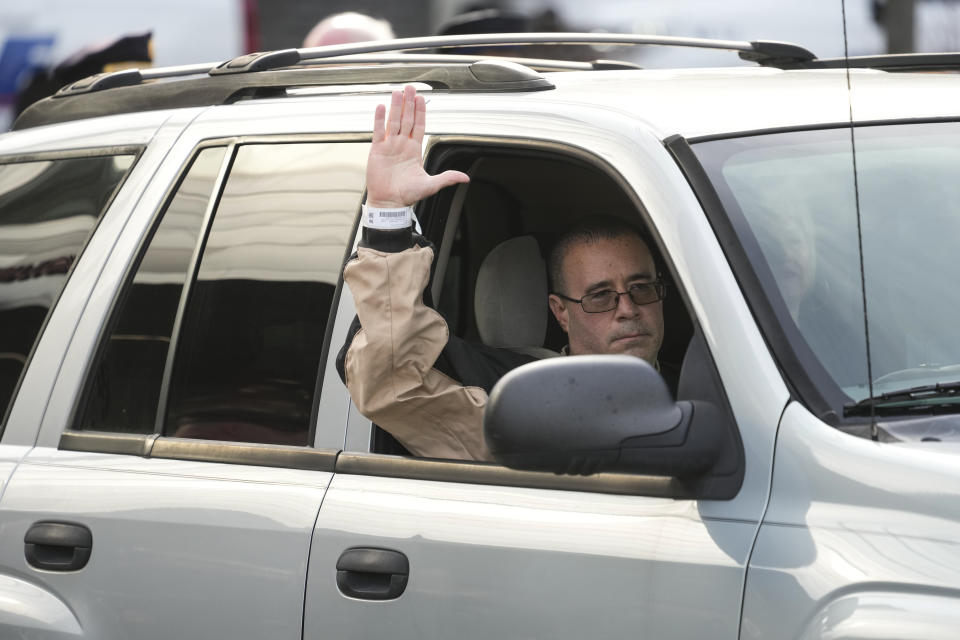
[484,355,724,477]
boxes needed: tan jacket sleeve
[342,244,492,461]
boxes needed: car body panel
[307,473,754,640]
[320,278,360,452]
[742,402,960,638]
[0,447,331,639]
[0,573,83,638]
[541,68,960,138]
[0,110,175,155]
[0,446,29,502]
[795,590,960,640]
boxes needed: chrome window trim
[59,430,338,471]
[151,437,338,470]
[336,452,691,498]
[0,146,145,166]
[59,430,157,457]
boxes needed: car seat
[372,233,559,456]
[473,235,559,359]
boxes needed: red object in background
[244,0,261,53]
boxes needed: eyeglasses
[553,281,666,313]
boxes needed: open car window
[366,142,697,457]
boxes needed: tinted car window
[0,153,135,423]
[164,143,366,445]
[79,142,367,446]
[695,122,960,413]
[79,147,227,433]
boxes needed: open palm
[366,85,469,208]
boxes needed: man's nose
[613,290,641,318]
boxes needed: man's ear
[548,294,570,333]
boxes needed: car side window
[0,152,136,426]
[77,142,367,446]
[79,147,226,434]
[361,143,696,457]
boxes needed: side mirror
[484,355,724,477]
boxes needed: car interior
[370,143,695,456]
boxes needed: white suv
[2,33,959,639]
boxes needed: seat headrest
[474,235,547,349]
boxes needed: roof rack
[51,32,816,96]
[52,62,222,96]
[14,60,553,130]
[294,53,643,72]
[212,32,816,75]
[13,33,820,130]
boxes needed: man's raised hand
[365,85,469,209]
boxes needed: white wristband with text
[362,204,414,230]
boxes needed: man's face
[548,234,664,363]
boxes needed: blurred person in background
[302,12,395,47]
[436,5,595,60]
[15,31,152,117]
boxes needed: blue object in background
[0,36,55,104]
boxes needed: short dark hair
[547,215,654,293]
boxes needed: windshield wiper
[844,381,960,417]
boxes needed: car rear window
[0,153,135,424]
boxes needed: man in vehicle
[337,85,665,461]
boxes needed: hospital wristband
[362,204,414,230]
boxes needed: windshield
[694,122,960,413]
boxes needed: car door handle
[336,547,409,600]
[24,521,93,572]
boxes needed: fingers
[382,86,420,140]
[426,170,470,194]
[399,85,416,138]
[412,94,426,142]
[372,103,386,143]
[441,170,471,185]
[385,89,402,136]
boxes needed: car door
[0,130,370,639]
[303,115,790,639]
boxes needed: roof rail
[44,32,814,101]
[212,32,816,75]
[293,53,643,72]
[15,32,824,129]
[14,60,552,130]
